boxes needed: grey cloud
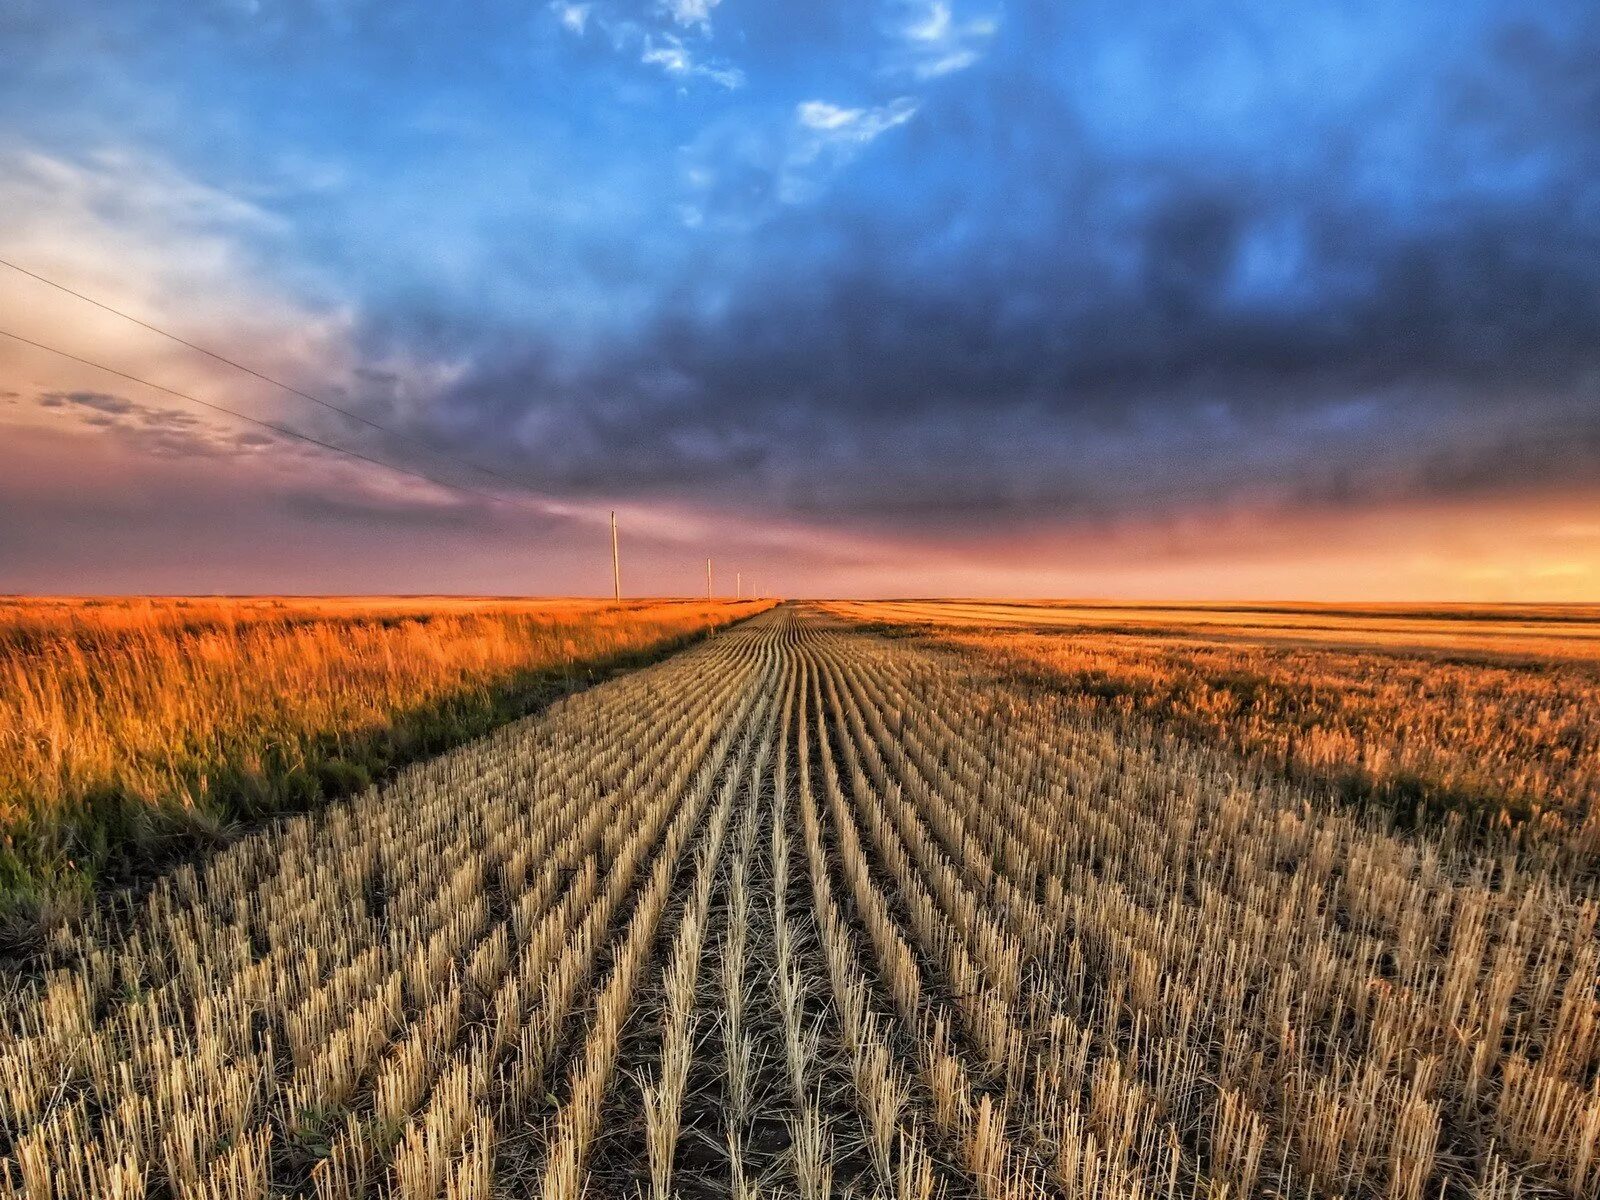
[38,390,135,414]
[277,487,495,529]
[372,2,1600,540]
[33,390,282,460]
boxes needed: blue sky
[2,1,1598,596]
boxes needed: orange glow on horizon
[3,396,1598,602]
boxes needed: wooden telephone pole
[610,511,620,603]
[706,558,713,601]
[736,572,741,600]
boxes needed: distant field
[824,599,1600,854]
[823,598,1600,660]
[0,595,771,934]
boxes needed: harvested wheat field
[0,596,768,930]
[824,600,1600,857]
[4,605,1598,1200]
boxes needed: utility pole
[706,558,713,601]
[610,511,620,603]
[736,571,741,600]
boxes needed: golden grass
[825,598,1600,660]
[823,599,1600,855]
[0,595,770,925]
[3,607,1596,1200]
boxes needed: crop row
[3,605,1595,1198]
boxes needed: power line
[0,326,517,506]
[0,255,555,501]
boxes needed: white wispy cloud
[661,0,722,32]
[0,144,316,370]
[642,32,745,89]
[891,0,998,79]
[551,2,591,34]
[796,99,918,140]
[676,94,920,227]
[551,1,743,89]
[783,96,918,202]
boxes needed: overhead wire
[0,326,515,505]
[0,255,556,503]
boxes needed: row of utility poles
[610,511,760,602]
[706,559,751,601]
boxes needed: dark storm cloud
[7,0,1600,551]
[396,0,1600,538]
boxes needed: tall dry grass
[823,601,1600,856]
[0,595,769,929]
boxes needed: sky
[1,0,1598,599]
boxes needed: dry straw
[3,605,1596,1200]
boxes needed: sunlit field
[0,595,771,930]
[8,0,1600,1194]
[824,599,1600,858]
[4,605,1597,1200]
[822,599,1600,660]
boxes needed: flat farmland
[824,599,1600,853]
[820,599,1600,660]
[4,605,1596,1199]
[0,595,770,932]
